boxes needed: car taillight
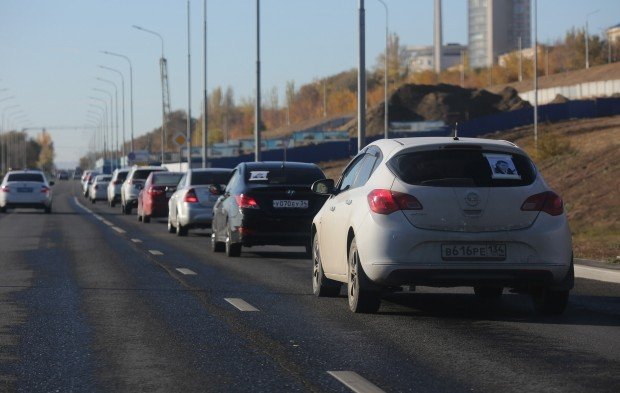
[41,186,50,194]
[184,189,199,203]
[367,189,423,215]
[113,180,121,185]
[521,191,563,216]
[235,194,259,209]
[148,186,165,196]
[1,186,9,193]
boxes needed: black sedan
[211,161,328,257]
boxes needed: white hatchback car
[89,174,112,203]
[0,170,54,213]
[311,137,573,315]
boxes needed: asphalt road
[0,181,619,392]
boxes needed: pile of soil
[549,94,570,104]
[347,83,531,136]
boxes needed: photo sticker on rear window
[249,171,269,181]
[483,153,521,179]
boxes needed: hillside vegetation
[320,116,620,263]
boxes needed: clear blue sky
[1,0,618,167]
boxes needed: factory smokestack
[434,0,442,74]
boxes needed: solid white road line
[93,214,103,221]
[149,250,163,256]
[575,265,620,284]
[111,226,126,234]
[102,220,113,226]
[224,298,259,312]
[176,268,197,275]
[327,371,385,393]
[131,238,143,243]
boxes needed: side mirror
[311,179,335,195]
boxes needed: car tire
[167,218,176,234]
[110,199,116,208]
[91,198,95,204]
[225,226,241,257]
[347,237,381,313]
[137,211,142,222]
[143,214,151,223]
[312,234,341,297]
[531,288,569,315]
[211,233,225,252]
[124,203,132,215]
[0,206,6,213]
[176,223,188,237]
[44,206,52,214]
[474,286,503,299]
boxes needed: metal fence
[520,80,620,105]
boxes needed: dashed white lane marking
[93,214,103,221]
[112,226,126,234]
[149,250,163,256]
[327,371,385,393]
[575,265,620,284]
[224,298,259,312]
[102,220,113,226]
[176,268,197,275]
[131,238,143,243]
[73,197,91,213]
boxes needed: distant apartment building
[407,43,468,73]
[468,0,531,69]
[608,23,620,42]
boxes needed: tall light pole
[99,65,126,161]
[375,0,388,139]
[254,0,261,162]
[533,0,538,153]
[133,24,168,165]
[585,10,600,69]
[88,103,107,159]
[187,0,192,169]
[89,96,109,164]
[93,88,114,167]
[101,51,134,154]
[358,0,366,152]
[202,0,208,168]
[96,78,119,170]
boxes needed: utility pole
[357,0,366,152]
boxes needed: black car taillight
[521,191,563,216]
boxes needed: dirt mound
[550,94,570,104]
[346,84,531,136]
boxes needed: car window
[191,171,232,185]
[178,174,187,188]
[337,154,366,192]
[243,166,324,186]
[116,171,129,181]
[7,173,45,182]
[153,173,184,186]
[353,148,382,188]
[133,169,162,180]
[226,169,239,193]
[388,149,536,187]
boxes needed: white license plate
[441,243,507,261]
[17,187,33,193]
[273,199,308,209]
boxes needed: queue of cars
[72,136,575,315]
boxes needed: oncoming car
[310,137,574,315]
[0,169,54,213]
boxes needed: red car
[137,171,184,223]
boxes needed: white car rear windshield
[388,149,536,187]
[7,173,45,182]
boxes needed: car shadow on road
[242,250,311,261]
[378,292,620,327]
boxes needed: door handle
[346,199,352,205]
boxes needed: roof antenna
[453,122,459,141]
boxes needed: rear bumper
[2,202,50,209]
[178,204,213,228]
[235,215,313,247]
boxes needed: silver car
[120,165,167,215]
[107,168,129,207]
[311,137,573,315]
[167,168,232,236]
[89,174,112,203]
[0,170,54,213]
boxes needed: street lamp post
[93,88,114,170]
[375,0,388,139]
[96,78,119,170]
[101,51,134,154]
[99,65,126,161]
[2,104,20,173]
[255,0,261,162]
[133,24,168,165]
[585,10,600,69]
[89,97,109,164]
[358,0,366,152]
[88,105,106,157]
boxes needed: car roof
[370,137,522,158]
[240,161,319,171]
[6,169,45,175]
[189,168,232,173]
